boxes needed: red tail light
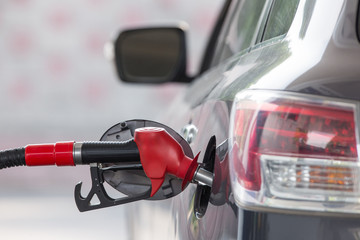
[229,90,360,215]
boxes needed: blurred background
[0,0,222,239]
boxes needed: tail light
[229,90,360,215]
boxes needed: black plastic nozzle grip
[80,140,140,164]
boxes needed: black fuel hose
[0,147,26,169]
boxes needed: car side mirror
[113,27,192,83]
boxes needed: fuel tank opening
[194,136,216,218]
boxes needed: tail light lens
[229,90,360,215]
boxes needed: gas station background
[0,0,221,239]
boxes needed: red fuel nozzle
[134,127,200,197]
[0,127,205,198]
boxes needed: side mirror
[114,27,191,83]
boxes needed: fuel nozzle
[0,126,213,199]
[134,127,213,196]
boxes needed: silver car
[113,0,360,239]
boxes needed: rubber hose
[0,147,26,169]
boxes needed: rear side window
[235,0,267,51]
[212,0,300,66]
[217,0,267,62]
[262,0,300,41]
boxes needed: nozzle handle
[134,127,199,197]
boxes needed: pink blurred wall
[0,0,222,239]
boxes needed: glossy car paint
[130,0,360,239]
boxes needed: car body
[114,0,360,239]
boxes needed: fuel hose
[0,140,140,169]
[0,147,26,169]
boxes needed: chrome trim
[73,142,83,165]
[193,167,213,187]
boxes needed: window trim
[259,0,301,43]
[253,0,275,45]
[357,0,360,42]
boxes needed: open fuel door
[75,119,197,212]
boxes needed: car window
[217,0,267,62]
[262,0,300,41]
